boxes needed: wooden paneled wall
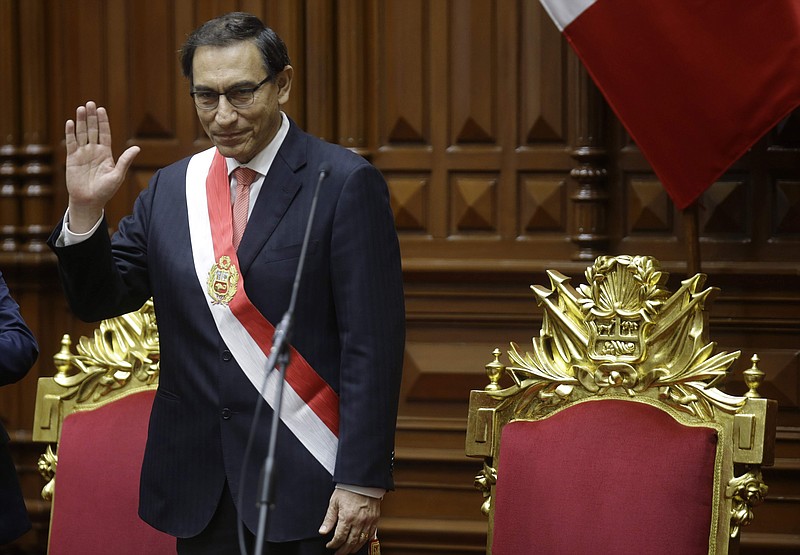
[1,1,798,553]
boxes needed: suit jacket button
[222,350,232,361]
[221,408,232,420]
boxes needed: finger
[333,530,368,555]
[318,500,338,535]
[97,106,112,147]
[113,146,141,180]
[65,119,77,155]
[355,530,371,549]
[326,522,350,551]
[86,102,99,144]
[74,106,88,145]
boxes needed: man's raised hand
[65,101,140,233]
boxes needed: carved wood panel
[0,1,798,553]
[374,0,576,266]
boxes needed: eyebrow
[191,79,260,92]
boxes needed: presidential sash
[186,147,339,474]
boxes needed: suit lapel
[236,120,308,273]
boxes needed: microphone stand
[252,163,331,555]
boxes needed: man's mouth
[215,132,245,145]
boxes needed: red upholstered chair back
[465,255,777,555]
[47,389,173,554]
[31,300,170,554]
[492,399,717,555]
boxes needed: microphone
[271,162,330,347]
[249,161,332,555]
[284,162,330,318]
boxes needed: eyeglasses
[190,76,272,111]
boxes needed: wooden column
[0,0,21,252]
[336,0,371,157]
[0,0,52,254]
[569,57,609,261]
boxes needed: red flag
[540,0,800,209]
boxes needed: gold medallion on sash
[207,255,239,305]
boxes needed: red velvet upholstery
[48,389,174,554]
[492,399,717,555]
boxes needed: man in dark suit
[48,12,405,555]
[0,271,39,545]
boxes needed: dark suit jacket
[0,271,39,545]
[48,120,405,541]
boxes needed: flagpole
[683,200,701,276]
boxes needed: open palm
[65,101,140,231]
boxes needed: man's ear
[276,65,293,105]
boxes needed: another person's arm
[0,272,38,386]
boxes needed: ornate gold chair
[466,255,777,555]
[32,300,174,554]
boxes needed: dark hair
[180,12,290,84]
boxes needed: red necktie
[232,166,257,249]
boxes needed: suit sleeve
[329,163,405,490]
[47,178,156,323]
[0,272,39,387]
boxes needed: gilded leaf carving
[500,256,743,419]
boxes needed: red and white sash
[186,147,339,474]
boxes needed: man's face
[191,41,292,164]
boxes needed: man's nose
[215,95,238,124]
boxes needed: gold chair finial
[53,334,74,380]
[743,354,765,398]
[485,348,505,391]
